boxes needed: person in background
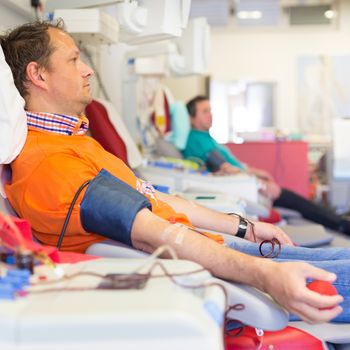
[184,95,350,234]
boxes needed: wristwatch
[236,216,248,238]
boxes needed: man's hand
[261,261,343,324]
[251,168,274,182]
[214,162,242,176]
[245,221,294,245]
[259,180,282,200]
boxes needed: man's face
[43,28,94,115]
[193,100,213,131]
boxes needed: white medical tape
[174,225,187,245]
[161,223,181,241]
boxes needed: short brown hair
[0,20,65,97]
[186,95,209,118]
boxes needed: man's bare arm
[131,208,343,324]
[157,190,239,232]
[156,191,293,245]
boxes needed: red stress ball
[307,280,338,310]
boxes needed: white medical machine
[140,164,261,203]
[0,258,224,350]
[0,258,288,350]
[53,8,119,45]
[129,16,210,76]
[47,0,191,45]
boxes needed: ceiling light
[237,11,249,19]
[324,10,336,19]
[251,11,262,19]
[237,10,262,20]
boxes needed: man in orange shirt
[1,21,349,324]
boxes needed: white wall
[162,75,207,102]
[99,43,128,111]
[209,0,350,133]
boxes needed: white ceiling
[189,0,337,27]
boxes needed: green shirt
[182,129,245,171]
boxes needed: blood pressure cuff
[206,150,226,172]
[80,168,152,247]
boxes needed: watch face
[236,217,248,238]
[239,218,248,229]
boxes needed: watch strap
[236,216,248,238]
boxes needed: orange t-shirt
[6,129,223,252]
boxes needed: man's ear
[26,61,48,90]
[189,116,196,127]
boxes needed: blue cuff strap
[206,150,226,172]
[80,169,152,247]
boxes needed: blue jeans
[226,236,350,323]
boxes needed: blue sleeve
[184,130,246,171]
[183,131,218,162]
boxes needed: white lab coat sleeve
[0,45,27,164]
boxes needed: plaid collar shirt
[26,111,89,136]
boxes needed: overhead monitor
[129,17,210,76]
[53,9,119,45]
[48,0,191,45]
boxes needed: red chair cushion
[0,213,97,264]
[85,100,128,165]
[259,208,282,224]
[225,325,323,350]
